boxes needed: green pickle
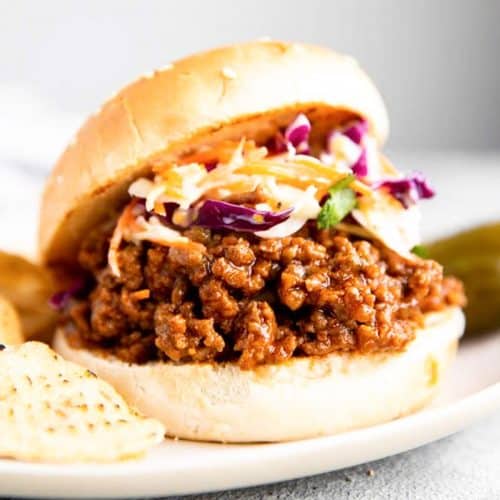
[427,222,500,336]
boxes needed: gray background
[1,0,500,151]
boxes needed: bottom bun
[54,307,464,443]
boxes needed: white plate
[1,331,500,498]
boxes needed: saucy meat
[63,222,465,369]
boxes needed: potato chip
[0,295,23,345]
[0,251,57,342]
[0,342,165,462]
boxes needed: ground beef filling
[63,222,465,369]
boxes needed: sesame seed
[159,63,173,72]
[221,67,237,80]
[343,55,358,66]
[287,43,303,53]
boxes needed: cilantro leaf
[317,175,357,230]
[411,244,429,258]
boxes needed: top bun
[39,40,389,266]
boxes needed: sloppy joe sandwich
[41,41,466,442]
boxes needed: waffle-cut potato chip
[0,251,57,342]
[0,295,23,345]
[0,342,165,462]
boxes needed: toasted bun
[53,307,463,443]
[0,295,24,345]
[39,40,388,266]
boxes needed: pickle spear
[427,222,500,335]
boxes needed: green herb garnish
[411,244,429,258]
[317,175,357,230]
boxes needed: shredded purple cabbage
[268,114,312,154]
[374,172,435,208]
[411,172,435,199]
[325,121,370,179]
[193,199,293,232]
[49,277,86,311]
[342,119,368,145]
[351,148,368,178]
[342,119,369,178]
[205,161,218,172]
[284,113,311,154]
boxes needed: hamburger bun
[54,307,464,442]
[42,41,464,443]
[39,40,388,266]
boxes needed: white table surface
[1,151,500,500]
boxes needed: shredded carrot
[154,202,166,216]
[107,227,123,278]
[155,168,185,189]
[240,160,336,181]
[175,139,267,167]
[379,154,399,177]
[108,199,144,277]
[130,289,151,300]
[237,163,337,189]
[141,234,206,253]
